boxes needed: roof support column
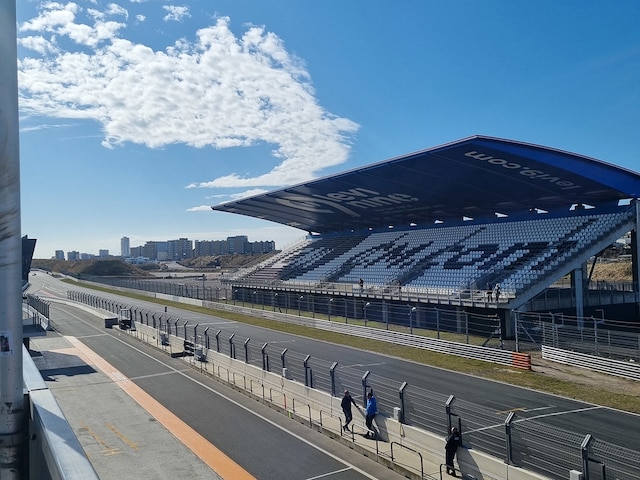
[0,0,26,476]
[572,267,585,328]
[633,200,640,317]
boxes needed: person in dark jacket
[341,390,358,431]
[445,427,462,476]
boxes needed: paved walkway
[29,332,446,480]
[29,334,225,480]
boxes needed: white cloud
[186,205,214,212]
[187,189,269,210]
[18,35,58,55]
[18,4,359,189]
[162,5,190,23]
[106,3,129,19]
[229,189,269,199]
[19,122,75,133]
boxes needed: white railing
[542,345,640,381]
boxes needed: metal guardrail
[23,345,99,480]
[64,289,640,479]
[542,345,640,381]
[203,300,522,368]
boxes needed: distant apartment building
[80,253,94,260]
[67,251,79,261]
[227,235,249,254]
[250,240,276,254]
[121,237,130,257]
[168,238,193,261]
[99,249,109,258]
[156,242,169,261]
[194,240,227,257]
[142,241,160,261]
[55,250,65,260]
[127,235,274,261]
[194,237,274,256]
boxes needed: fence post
[229,333,235,359]
[505,412,515,464]
[399,382,407,424]
[203,327,210,350]
[514,310,520,352]
[244,338,250,363]
[304,355,312,387]
[330,362,338,396]
[593,317,599,356]
[281,348,288,370]
[446,395,460,438]
[465,311,469,344]
[581,434,593,480]
[216,330,221,352]
[173,318,180,337]
[262,343,269,371]
[362,371,371,407]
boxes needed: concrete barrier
[126,320,550,480]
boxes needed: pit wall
[125,318,549,480]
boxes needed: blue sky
[16,1,640,259]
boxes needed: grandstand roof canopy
[211,136,640,234]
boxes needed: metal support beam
[573,267,585,326]
[0,0,25,476]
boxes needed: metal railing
[65,290,640,480]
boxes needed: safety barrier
[511,352,531,370]
[542,345,640,381]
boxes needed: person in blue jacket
[365,390,377,438]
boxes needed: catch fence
[65,290,640,480]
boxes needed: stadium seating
[235,206,636,302]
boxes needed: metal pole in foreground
[0,0,25,476]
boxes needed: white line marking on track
[465,406,603,435]
[514,406,602,423]
[130,370,193,381]
[344,362,386,368]
[305,467,352,479]
[523,406,554,413]
[64,308,382,480]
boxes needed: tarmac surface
[28,301,426,480]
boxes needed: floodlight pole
[0,0,26,476]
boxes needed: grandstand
[212,136,640,336]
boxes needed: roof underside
[211,136,640,234]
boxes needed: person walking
[341,390,358,431]
[445,426,462,476]
[364,390,377,439]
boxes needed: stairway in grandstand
[234,205,636,302]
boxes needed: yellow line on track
[65,335,255,480]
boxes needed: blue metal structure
[211,136,640,234]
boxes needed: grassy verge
[63,279,640,414]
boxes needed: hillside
[590,260,633,281]
[32,259,152,277]
[178,252,278,269]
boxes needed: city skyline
[54,234,276,260]
[17,1,640,259]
